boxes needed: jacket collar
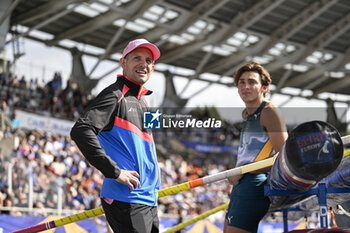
[117,75,152,99]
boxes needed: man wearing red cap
[71,39,161,232]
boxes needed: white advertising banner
[16,110,74,136]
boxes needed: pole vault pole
[159,154,277,198]
[11,156,278,233]
[163,202,229,233]
[12,135,350,233]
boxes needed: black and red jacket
[70,75,161,206]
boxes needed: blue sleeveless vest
[236,101,274,167]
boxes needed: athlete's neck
[245,98,265,115]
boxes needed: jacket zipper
[138,98,160,206]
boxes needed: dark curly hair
[233,62,272,87]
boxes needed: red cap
[122,39,160,61]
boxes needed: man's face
[120,47,155,85]
[237,71,267,104]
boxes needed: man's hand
[116,169,141,191]
[228,174,243,186]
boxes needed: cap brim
[137,43,160,61]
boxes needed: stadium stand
[0,73,239,225]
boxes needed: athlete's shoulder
[261,101,284,123]
[263,101,276,109]
[262,101,280,115]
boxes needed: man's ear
[120,58,126,69]
[262,85,268,93]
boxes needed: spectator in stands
[33,201,47,216]
[10,75,20,89]
[70,39,162,233]
[48,156,66,176]
[0,147,3,164]
[224,62,288,233]
[19,76,27,89]
[0,184,10,202]
[0,189,3,212]
[2,196,13,215]
[1,190,21,216]
[10,112,20,130]
[0,99,10,117]
[3,125,12,139]
[0,72,12,87]
[28,78,37,92]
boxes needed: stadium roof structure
[4,0,350,106]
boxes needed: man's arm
[261,103,288,153]
[70,90,121,179]
[70,90,141,190]
[252,102,288,173]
